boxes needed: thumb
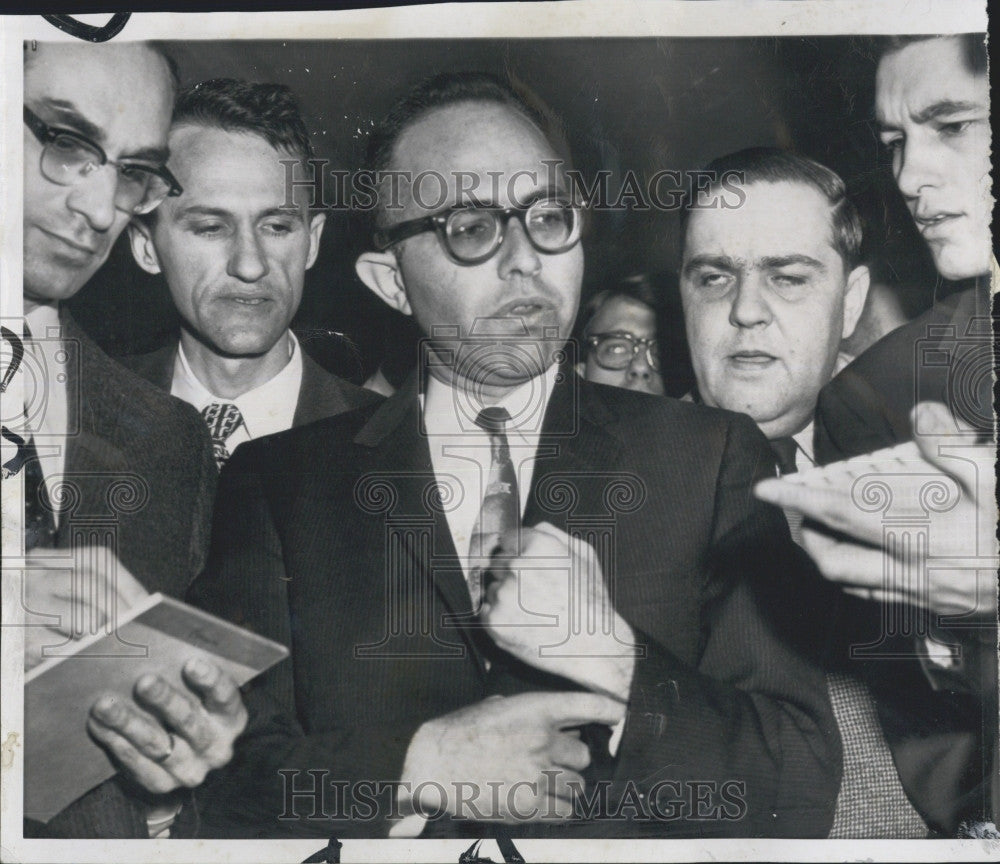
[545,692,626,728]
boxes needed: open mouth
[914,212,961,232]
[498,299,552,317]
[728,351,777,368]
[224,296,271,306]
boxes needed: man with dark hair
[756,34,996,834]
[188,71,839,839]
[680,147,869,458]
[577,276,665,396]
[680,146,938,838]
[19,43,245,838]
[125,79,376,463]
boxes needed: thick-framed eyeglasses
[586,332,661,371]
[24,106,183,216]
[373,197,583,265]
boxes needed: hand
[87,658,248,794]
[755,402,998,617]
[18,547,149,671]
[481,522,637,702]
[400,692,624,823]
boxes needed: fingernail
[92,696,122,723]
[136,674,166,699]
[186,658,211,678]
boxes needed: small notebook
[24,592,288,823]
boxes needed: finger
[543,692,625,728]
[90,693,174,761]
[800,529,888,588]
[910,402,980,496]
[134,675,214,753]
[182,659,245,723]
[757,479,887,545]
[86,717,177,795]
[547,733,591,771]
[842,585,918,608]
[545,767,585,803]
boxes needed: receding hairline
[384,97,558,171]
[24,40,177,91]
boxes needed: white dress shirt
[170,331,303,452]
[421,362,558,586]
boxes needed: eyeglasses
[24,106,183,216]
[586,332,660,371]
[373,197,582,265]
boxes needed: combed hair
[365,71,570,227]
[581,275,663,337]
[172,77,314,162]
[880,33,987,76]
[680,146,863,271]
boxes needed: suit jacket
[813,284,996,834]
[36,311,217,838]
[186,371,841,839]
[121,336,380,433]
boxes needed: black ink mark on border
[41,13,130,42]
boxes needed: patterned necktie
[201,402,244,469]
[468,406,520,605]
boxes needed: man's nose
[66,166,118,233]
[728,278,772,328]
[626,346,655,381]
[497,217,542,279]
[227,229,270,283]
[894,135,939,202]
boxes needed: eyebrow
[682,254,740,276]
[879,99,986,129]
[175,205,304,221]
[683,253,825,275]
[36,98,169,165]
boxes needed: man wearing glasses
[187,72,838,838]
[578,277,665,396]
[19,42,244,838]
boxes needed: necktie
[770,436,799,476]
[468,406,520,604]
[23,433,57,550]
[201,403,244,469]
[770,437,804,545]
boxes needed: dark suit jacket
[35,311,217,838]
[187,372,841,839]
[813,284,996,834]
[121,336,380,434]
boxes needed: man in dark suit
[19,42,247,838]
[187,72,840,840]
[756,34,995,835]
[124,79,377,464]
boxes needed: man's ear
[127,219,162,275]
[355,250,411,316]
[841,264,870,340]
[304,212,326,271]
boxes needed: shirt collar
[171,330,303,438]
[24,302,61,340]
[421,362,560,450]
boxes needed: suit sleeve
[813,367,902,465]
[613,414,842,837]
[185,449,424,839]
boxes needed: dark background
[66,36,954,391]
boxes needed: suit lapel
[293,352,355,427]
[524,373,623,535]
[353,374,485,674]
